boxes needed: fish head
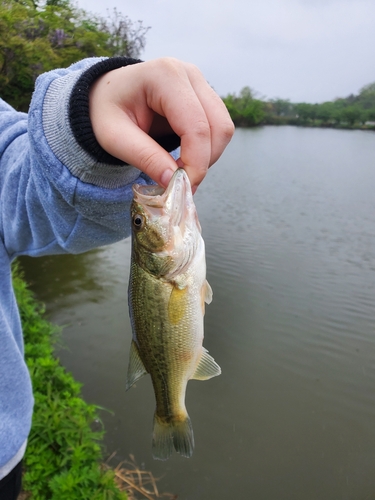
[130,169,202,278]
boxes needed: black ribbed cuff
[69,57,181,166]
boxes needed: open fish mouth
[133,169,197,233]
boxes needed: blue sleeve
[0,58,152,259]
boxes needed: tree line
[0,0,149,111]
[222,83,375,129]
[2,0,374,131]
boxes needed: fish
[126,168,221,460]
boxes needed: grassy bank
[13,263,176,500]
[12,262,127,500]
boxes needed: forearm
[0,58,151,257]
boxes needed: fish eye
[133,214,144,230]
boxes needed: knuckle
[221,119,235,142]
[157,57,183,74]
[185,62,202,77]
[138,148,162,177]
[192,119,211,140]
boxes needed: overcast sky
[77,0,375,103]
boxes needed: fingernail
[160,169,174,188]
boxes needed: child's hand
[89,58,234,191]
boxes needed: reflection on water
[20,127,375,500]
[21,250,106,311]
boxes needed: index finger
[143,59,213,188]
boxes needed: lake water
[20,126,375,499]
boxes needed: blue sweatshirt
[0,57,179,478]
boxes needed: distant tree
[360,82,375,94]
[222,86,265,126]
[344,93,356,104]
[0,0,56,110]
[0,0,149,110]
[99,8,149,59]
[364,108,375,121]
[315,101,343,124]
[269,98,293,117]
[340,106,362,125]
[295,103,317,122]
[357,82,375,110]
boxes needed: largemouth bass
[126,168,221,460]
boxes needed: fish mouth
[133,169,197,231]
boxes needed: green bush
[12,262,127,500]
[0,0,149,111]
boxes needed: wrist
[69,57,143,165]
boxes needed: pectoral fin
[204,280,213,304]
[126,340,148,391]
[200,280,213,315]
[191,348,221,381]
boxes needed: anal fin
[191,348,221,381]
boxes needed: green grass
[12,262,127,500]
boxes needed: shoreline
[231,120,375,131]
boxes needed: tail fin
[152,413,194,460]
